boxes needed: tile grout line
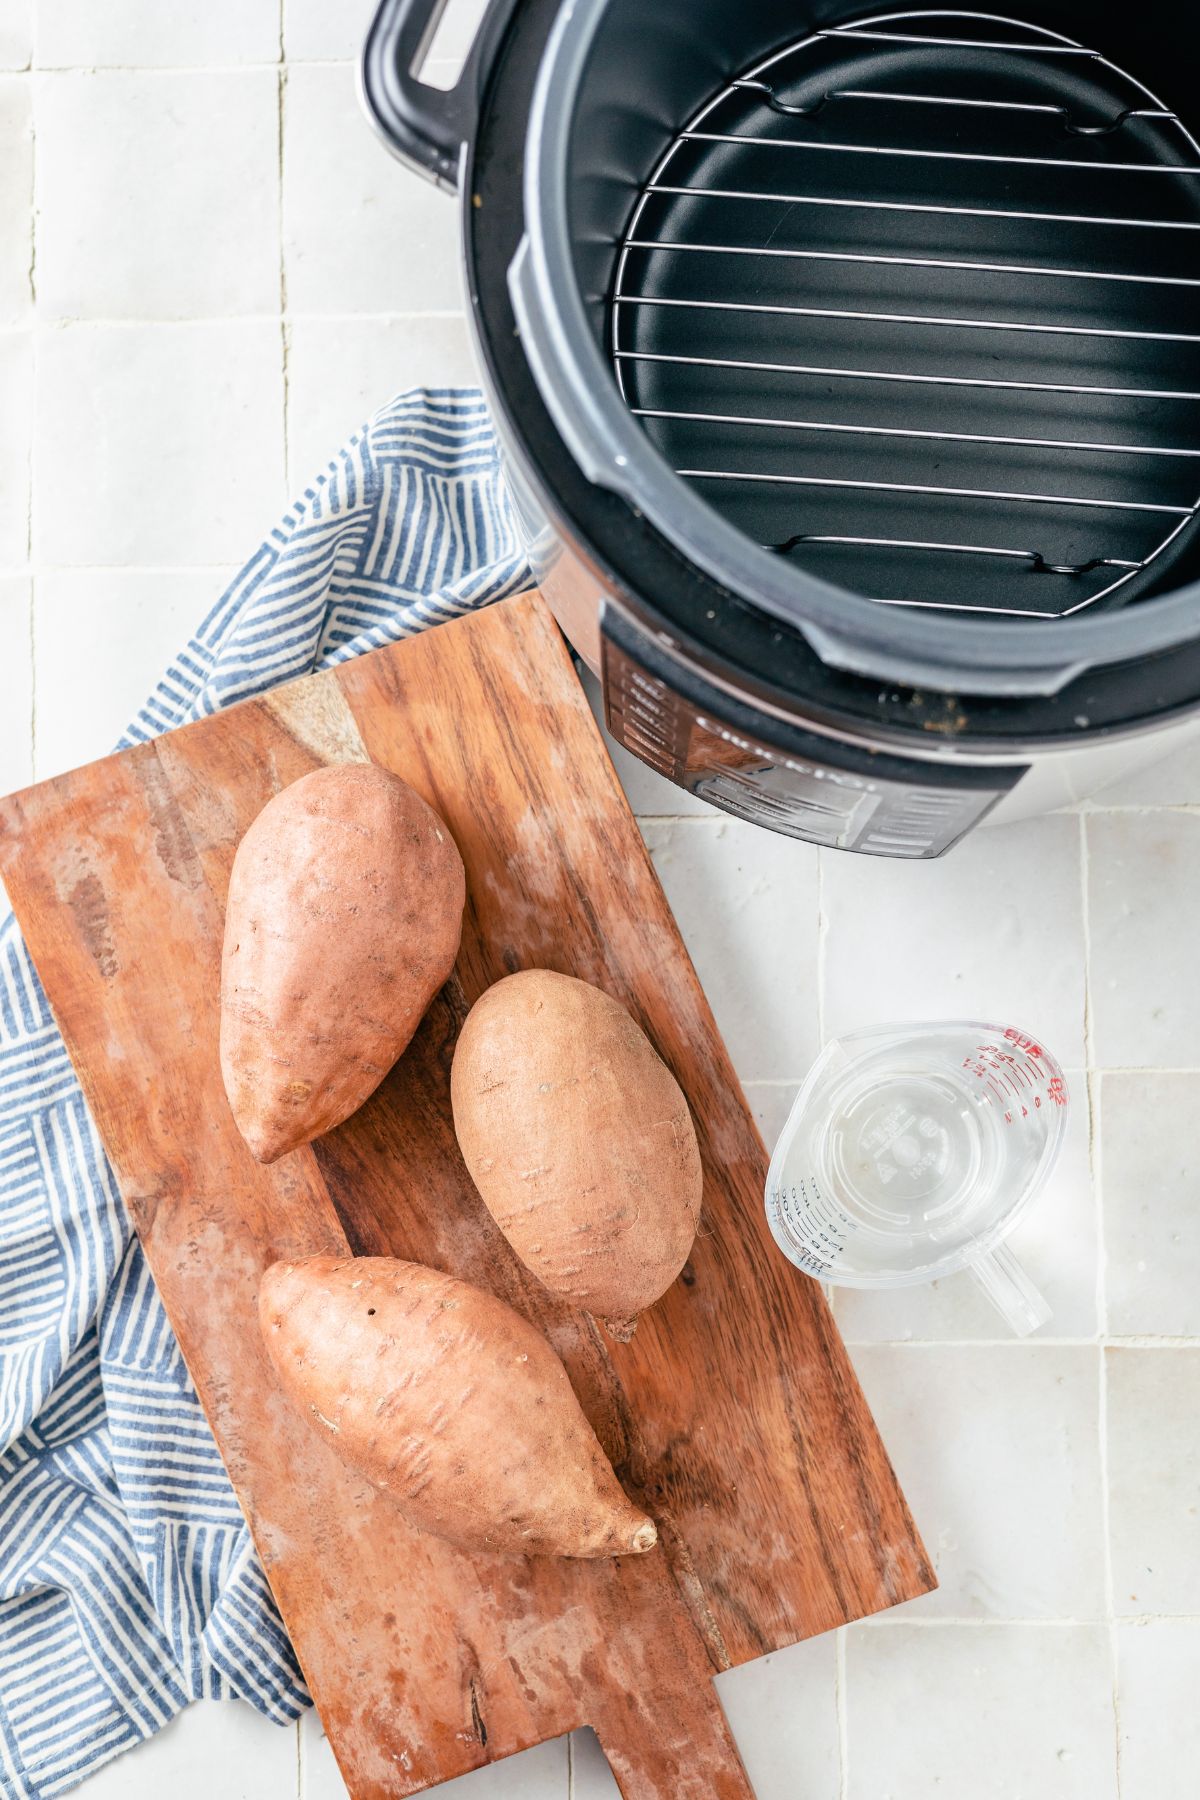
[1101,1344,1124,1800]
[277,0,291,502]
[1080,811,1097,1076]
[1094,1080,1124,1796]
[0,564,245,574]
[816,848,827,1051]
[1081,811,1123,1795]
[566,1729,574,1799]
[26,57,460,73]
[840,1335,1199,1348]
[853,1614,1152,1627]
[27,583,37,783]
[26,44,37,778]
[689,1062,1197,1085]
[1078,802,1200,814]
[835,1626,849,1800]
[0,311,468,328]
[850,1614,1200,1645]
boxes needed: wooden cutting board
[0,591,933,1798]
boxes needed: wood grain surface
[0,591,934,1798]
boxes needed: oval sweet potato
[259,1255,657,1559]
[221,763,464,1163]
[450,970,703,1339]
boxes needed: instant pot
[363,0,1200,856]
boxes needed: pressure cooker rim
[508,0,1200,699]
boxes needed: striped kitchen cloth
[0,390,529,1799]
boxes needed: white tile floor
[2,5,1199,1797]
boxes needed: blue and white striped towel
[0,390,528,1799]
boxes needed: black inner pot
[467,0,1200,746]
[571,3,1200,621]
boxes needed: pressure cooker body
[363,0,1200,855]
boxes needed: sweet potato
[450,969,702,1339]
[221,762,465,1163]
[259,1255,656,1559]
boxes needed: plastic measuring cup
[765,1022,1069,1335]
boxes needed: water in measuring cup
[766,1024,1067,1287]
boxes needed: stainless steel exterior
[500,430,1200,845]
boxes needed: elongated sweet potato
[450,970,703,1339]
[221,763,464,1163]
[259,1256,656,1559]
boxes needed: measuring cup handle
[967,1243,1052,1337]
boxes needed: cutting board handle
[591,1676,757,1800]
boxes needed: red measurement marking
[1004,1028,1043,1056]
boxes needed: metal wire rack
[610,9,1200,619]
